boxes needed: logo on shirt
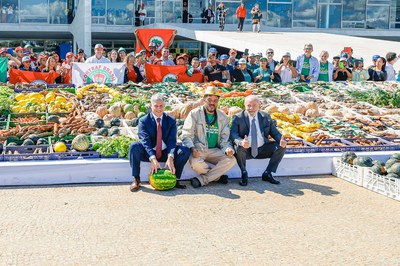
[149,36,164,52]
[162,73,178,82]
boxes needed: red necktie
[156,117,162,160]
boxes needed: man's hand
[241,135,250,149]
[150,158,161,175]
[165,156,176,174]
[280,137,287,148]
[225,147,234,158]
[191,148,200,158]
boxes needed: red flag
[10,68,59,84]
[145,63,203,83]
[135,29,176,58]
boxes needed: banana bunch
[76,84,121,99]
[271,112,300,124]
[295,123,321,133]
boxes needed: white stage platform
[0,151,396,186]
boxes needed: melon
[278,106,290,115]
[71,134,90,152]
[390,153,400,160]
[305,102,318,111]
[228,107,242,117]
[97,128,108,137]
[54,141,67,152]
[123,104,134,114]
[108,104,122,118]
[109,126,120,136]
[149,169,177,191]
[305,109,319,118]
[264,105,278,114]
[96,106,108,118]
[103,114,113,121]
[294,105,306,115]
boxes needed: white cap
[94,43,104,50]
[283,52,291,57]
[22,56,31,62]
[238,58,247,64]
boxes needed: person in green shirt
[296,43,320,82]
[318,50,333,82]
[253,57,274,82]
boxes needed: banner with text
[71,63,126,86]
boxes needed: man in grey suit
[230,95,287,186]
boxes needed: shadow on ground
[0,176,339,199]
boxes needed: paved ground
[0,175,399,265]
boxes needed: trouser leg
[234,145,249,173]
[256,142,286,173]
[198,148,237,185]
[129,142,149,177]
[173,145,190,180]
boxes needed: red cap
[66,52,74,58]
[15,46,23,52]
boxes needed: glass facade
[0,0,397,30]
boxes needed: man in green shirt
[318,50,333,82]
[181,87,237,188]
[296,43,320,82]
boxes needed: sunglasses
[267,52,274,54]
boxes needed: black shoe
[239,172,248,186]
[175,180,186,189]
[218,175,228,184]
[191,177,201,188]
[262,172,280,184]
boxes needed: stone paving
[0,175,399,265]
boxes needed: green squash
[372,160,385,167]
[341,152,357,165]
[387,163,400,176]
[149,169,177,191]
[370,164,385,175]
[123,104,134,114]
[22,139,35,146]
[108,126,120,136]
[353,156,373,167]
[71,134,90,152]
[95,118,105,128]
[385,158,399,169]
[97,128,108,137]
[7,142,17,146]
[110,118,121,127]
[36,138,48,145]
[27,134,40,144]
[390,153,400,160]
[137,112,146,119]
[47,115,59,123]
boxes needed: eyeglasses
[304,48,313,50]
[267,52,274,54]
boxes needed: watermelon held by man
[149,169,177,191]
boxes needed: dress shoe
[191,177,201,188]
[129,177,141,192]
[175,180,187,189]
[261,172,280,185]
[218,175,228,184]
[239,172,248,186]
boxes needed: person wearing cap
[160,48,175,66]
[219,54,232,81]
[332,55,340,69]
[266,48,278,72]
[208,47,218,58]
[232,58,254,82]
[296,43,320,82]
[367,55,380,71]
[247,53,258,73]
[77,49,86,63]
[135,52,146,79]
[199,57,207,70]
[129,93,191,192]
[352,60,370,82]
[1,48,21,67]
[275,52,297,83]
[181,53,190,65]
[230,95,286,186]
[176,55,186,66]
[368,57,387,81]
[385,52,397,81]
[24,44,33,54]
[85,44,110,63]
[318,51,334,82]
[333,57,352,81]
[61,52,75,84]
[255,52,262,65]
[117,47,127,62]
[203,54,228,83]
[216,2,228,31]
[123,53,144,83]
[236,2,246,32]
[253,57,274,83]
[228,48,237,66]
[14,46,24,62]
[181,86,236,188]
[342,47,355,68]
[19,56,34,71]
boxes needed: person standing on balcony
[205,6,214,24]
[134,4,141,26]
[216,2,227,31]
[139,3,147,26]
[236,2,246,32]
[250,3,262,33]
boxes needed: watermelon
[137,112,146,119]
[149,169,177,191]
[71,134,90,152]
[97,128,108,137]
[109,126,120,136]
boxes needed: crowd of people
[1,41,399,84]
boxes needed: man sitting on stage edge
[230,95,287,186]
[181,86,237,188]
[128,94,191,192]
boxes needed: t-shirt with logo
[301,57,310,76]
[246,63,259,73]
[253,67,273,82]
[318,62,329,82]
[242,70,252,82]
[205,113,219,148]
[203,64,226,82]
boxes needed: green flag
[0,58,7,83]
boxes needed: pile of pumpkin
[341,152,400,179]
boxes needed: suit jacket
[230,110,282,147]
[138,113,177,157]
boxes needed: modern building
[0,0,399,57]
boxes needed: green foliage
[107,95,149,113]
[218,97,245,109]
[92,136,137,158]
[347,89,400,107]
[0,86,15,115]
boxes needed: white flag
[72,63,126,86]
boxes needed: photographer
[333,57,352,81]
[275,52,297,83]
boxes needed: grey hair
[304,43,313,49]
[320,50,329,57]
[244,95,260,105]
[150,93,165,103]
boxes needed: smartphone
[289,60,297,68]
[339,62,344,69]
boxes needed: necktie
[251,117,258,158]
[156,117,162,160]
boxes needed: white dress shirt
[85,56,111,63]
[248,112,265,148]
[149,113,174,160]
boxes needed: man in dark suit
[128,94,191,192]
[230,95,287,186]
